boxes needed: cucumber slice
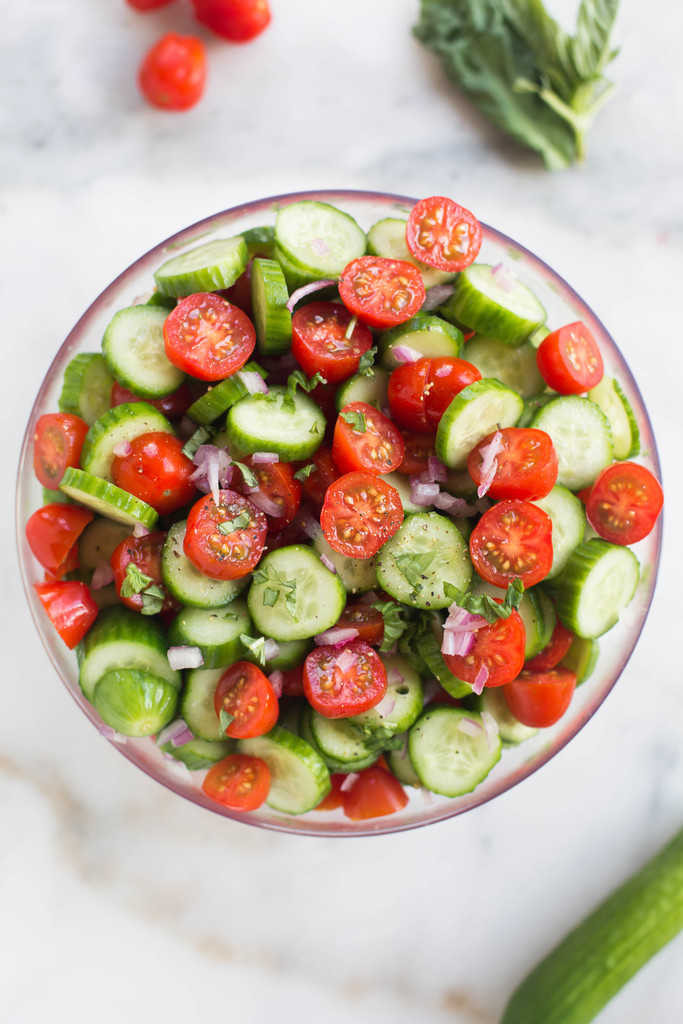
[272,243,321,292]
[225,388,326,461]
[78,518,131,572]
[416,617,472,698]
[588,376,640,460]
[145,291,177,310]
[380,314,464,369]
[154,236,248,297]
[549,539,639,638]
[94,669,178,737]
[238,726,331,814]
[379,472,427,514]
[42,487,73,505]
[160,737,233,770]
[247,545,346,641]
[436,378,524,469]
[242,225,275,259]
[464,335,544,398]
[60,468,158,528]
[532,396,614,491]
[528,324,550,349]
[186,373,249,426]
[311,529,378,594]
[534,590,557,652]
[78,606,181,702]
[439,264,546,346]
[102,306,185,399]
[479,687,538,745]
[59,353,114,425]
[274,201,366,280]
[409,707,501,797]
[560,635,599,684]
[532,485,586,579]
[181,667,224,741]
[386,737,422,787]
[347,655,423,743]
[376,512,471,610]
[336,368,389,412]
[367,217,456,289]
[161,521,247,608]
[168,599,252,669]
[251,258,292,356]
[517,392,555,429]
[81,402,174,480]
[267,638,311,671]
[303,706,379,772]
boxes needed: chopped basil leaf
[263,587,279,607]
[232,461,258,488]
[252,567,298,620]
[219,708,234,733]
[240,633,268,666]
[443,581,463,602]
[394,550,436,588]
[294,463,316,481]
[373,600,410,653]
[283,370,327,411]
[120,563,154,598]
[182,425,213,460]
[283,580,298,618]
[340,409,367,433]
[309,422,321,435]
[457,578,525,623]
[357,346,377,377]
[218,510,252,535]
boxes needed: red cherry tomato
[234,457,301,532]
[111,380,192,420]
[342,766,408,820]
[443,610,526,688]
[333,402,405,476]
[303,641,387,719]
[339,256,425,329]
[536,322,604,394]
[164,293,255,381]
[138,33,206,112]
[33,413,89,489]
[388,357,481,432]
[111,432,197,516]
[406,196,482,273]
[221,264,253,317]
[525,620,575,671]
[316,774,345,811]
[585,461,663,545]
[470,500,553,589]
[291,302,373,384]
[467,428,558,501]
[504,668,576,727]
[424,357,481,427]
[192,0,271,42]
[397,433,436,476]
[34,580,98,649]
[184,490,266,580]
[280,664,304,698]
[214,661,279,738]
[127,0,174,10]
[110,532,175,614]
[26,504,93,577]
[299,447,339,509]
[335,604,384,646]
[320,472,403,559]
[202,754,271,811]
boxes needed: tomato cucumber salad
[25,195,663,822]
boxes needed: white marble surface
[3,1,683,1021]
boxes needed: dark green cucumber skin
[502,828,683,1024]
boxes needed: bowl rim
[15,188,663,837]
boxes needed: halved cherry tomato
[338,256,425,329]
[221,263,253,317]
[291,301,373,384]
[504,668,576,727]
[111,432,197,516]
[333,402,404,476]
[234,457,301,532]
[406,196,482,273]
[320,472,403,559]
[111,380,192,420]
[164,293,255,381]
[424,357,482,426]
[316,774,345,811]
[110,532,175,614]
[184,491,266,580]
[26,504,93,577]
[138,33,206,112]
[280,664,304,697]
[342,766,408,820]
[303,641,387,718]
[202,754,271,811]
[585,461,663,545]
[525,621,575,671]
[33,413,89,489]
[299,447,339,509]
[397,433,436,475]
[470,500,553,588]
[34,580,98,649]
[214,661,278,738]
[443,610,526,687]
[536,322,603,394]
[335,604,384,646]
[467,428,558,501]
[192,0,271,42]
[388,357,481,432]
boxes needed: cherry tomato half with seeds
[387,360,431,432]
[342,766,408,820]
[110,531,175,614]
[536,322,603,394]
[202,754,271,811]
[470,499,553,589]
[303,641,387,718]
[33,413,89,489]
[320,472,403,559]
[396,433,436,476]
[111,380,193,420]
[138,33,206,112]
[443,609,526,688]
[467,428,558,501]
[192,0,271,42]
[291,301,373,384]
[111,432,197,516]
[504,668,576,727]
[585,461,663,546]
[335,604,384,646]
[333,402,405,476]
[339,256,425,329]
[234,457,301,532]
[164,293,256,381]
[34,580,98,649]
[406,196,482,273]
[184,490,267,580]
[525,620,575,672]
[214,661,279,738]
[26,504,93,577]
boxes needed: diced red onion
[248,490,283,518]
[458,717,484,737]
[157,718,194,748]
[387,667,404,685]
[112,440,132,458]
[442,629,475,657]
[191,445,233,505]
[133,522,150,538]
[476,429,504,499]
[336,648,358,675]
[251,451,279,464]
[422,284,456,311]
[340,773,359,793]
[472,664,489,695]
[481,710,499,751]
[491,263,517,293]
[298,513,321,539]
[237,370,269,395]
[444,606,488,633]
[392,344,422,364]
[268,670,284,698]
[433,492,479,517]
[375,694,396,719]
[320,553,336,573]
[263,638,280,661]
[286,279,336,313]
[91,561,114,590]
[167,646,205,671]
[314,627,359,647]
[419,456,448,484]
[422,678,440,706]
[409,478,440,506]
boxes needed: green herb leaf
[283,370,327,411]
[240,633,268,667]
[283,580,298,618]
[120,563,154,598]
[395,550,436,589]
[219,708,235,733]
[340,409,367,434]
[252,567,298,620]
[443,581,463,602]
[140,588,165,616]
[357,346,377,377]
[182,425,214,460]
[373,600,411,653]
[309,422,321,435]
[232,461,258,488]
[263,586,279,607]
[218,510,252,535]
[456,579,525,623]
[294,463,316,481]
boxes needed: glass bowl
[16,189,662,836]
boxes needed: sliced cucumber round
[303,706,379,772]
[534,589,557,652]
[161,521,247,609]
[78,518,131,573]
[532,485,586,579]
[238,726,331,814]
[377,512,471,610]
[59,353,114,426]
[154,236,248,297]
[160,737,233,770]
[102,306,185,399]
[186,373,249,426]
[251,257,292,356]
[225,388,326,461]
[386,737,422,787]
[247,545,346,641]
[409,706,501,797]
[532,396,614,491]
[479,687,538,745]
[588,376,640,460]
[181,667,224,741]
[464,335,544,398]
[336,367,389,412]
[274,200,366,280]
[380,314,464,369]
[168,599,252,669]
[550,539,639,638]
[416,617,472,698]
[560,635,599,684]
[347,655,423,743]
[81,402,174,480]
[436,378,524,469]
[267,637,311,671]
[60,468,158,529]
[242,225,275,259]
[311,529,378,594]
[94,668,178,737]
[367,217,456,289]
[440,264,546,346]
